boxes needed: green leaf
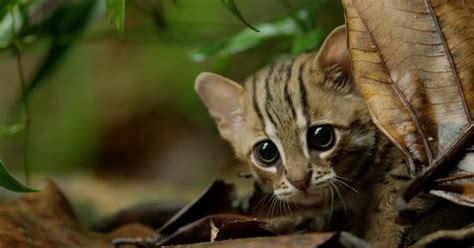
[15,0,96,109]
[191,1,327,62]
[0,123,25,138]
[190,38,228,62]
[0,159,39,192]
[212,55,232,73]
[0,4,22,50]
[107,0,125,35]
[190,15,299,61]
[221,0,259,32]
[291,28,323,54]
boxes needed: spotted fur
[195,25,430,246]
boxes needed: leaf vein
[426,0,471,121]
[353,1,432,170]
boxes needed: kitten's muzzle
[288,171,312,191]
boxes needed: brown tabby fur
[195,26,430,247]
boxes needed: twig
[11,7,31,185]
[13,44,31,185]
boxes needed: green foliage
[0,123,25,138]
[191,2,324,62]
[0,1,25,50]
[291,28,322,54]
[220,0,259,32]
[0,0,340,193]
[0,0,97,192]
[107,0,126,35]
[0,159,38,192]
[18,0,97,105]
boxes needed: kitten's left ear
[195,72,245,144]
[314,25,354,93]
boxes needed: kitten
[194,25,428,246]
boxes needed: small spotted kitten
[195,26,429,246]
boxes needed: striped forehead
[245,54,313,159]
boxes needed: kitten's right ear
[195,72,245,143]
[314,25,355,93]
[316,25,350,76]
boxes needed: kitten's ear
[314,25,354,93]
[195,72,245,143]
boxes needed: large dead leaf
[430,174,474,207]
[155,180,237,235]
[156,214,275,246]
[173,232,339,248]
[430,149,474,207]
[92,201,186,232]
[412,224,474,247]
[0,181,153,248]
[343,0,474,206]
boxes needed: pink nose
[290,176,311,191]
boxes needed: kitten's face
[195,26,379,206]
[233,55,377,206]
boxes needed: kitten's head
[195,26,379,206]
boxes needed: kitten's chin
[279,192,324,206]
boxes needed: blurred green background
[0,0,343,221]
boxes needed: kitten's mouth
[277,182,333,206]
[280,190,325,206]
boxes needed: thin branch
[13,44,31,185]
[11,6,31,185]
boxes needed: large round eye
[254,140,279,166]
[307,125,335,150]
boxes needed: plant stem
[9,5,31,185]
[13,43,31,186]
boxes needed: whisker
[336,176,363,186]
[323,186,328,211]
[289,201,297,214]
[270,195,278,218]
[333,180,347,194]
[277,199,282,217]
[329,184,334,219]
[282,200,287,216]
[267,195,274,218]
[252,192,271,214]
[280,200,285,216]
[288,201,294,215]
[332,181,347,214]
[293,201,299,211]
[335,178,360,195]
[278,198,286,216]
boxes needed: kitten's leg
[362,166,431,247]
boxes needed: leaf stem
[10,5,31,186]
[13,44,31,185]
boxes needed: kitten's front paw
[263,209,352,234]
[263,212,326,234]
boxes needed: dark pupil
[308,125,334,150]
[255,140,279,165]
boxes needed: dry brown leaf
[156,180,237,236]
[92,201,185,232]
[412,224,474,247]
[170,232,339,248]
[430,175,474,207]
[430,144,474,206]
[213,216,276,241]
[342,0,474,206]
[0,181,93,247]
[154,214,274,246]
[0,181,153,248]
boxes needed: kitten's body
[195,26,429,246]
